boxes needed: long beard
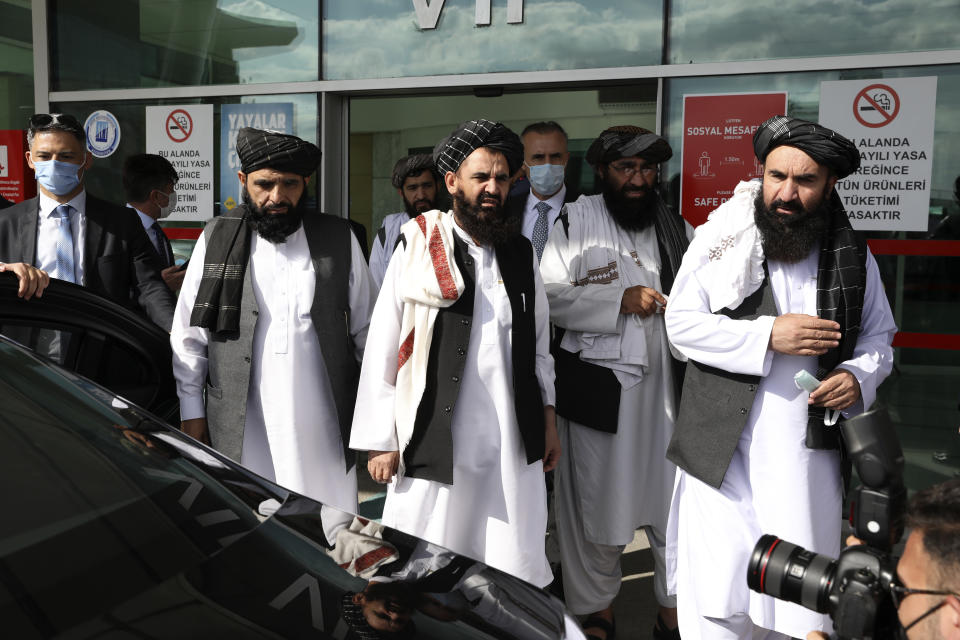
[753,187,831,263]
[602,178,658,231]
[242,187,306,244]
[452,189,519,247]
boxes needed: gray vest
[204,213,358,470]
[666,277,777,489]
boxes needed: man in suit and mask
[0,113,175,329]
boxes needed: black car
[0,274,584,639]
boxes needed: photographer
[808,478,960,640]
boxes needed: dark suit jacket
[0,194,176,330]
[505,181,580,224]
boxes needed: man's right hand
[0,262,50,300]
[620,285,667,317]
[161,265,186,292]
[181,417,210,445]
[368,450,400,484]
[770,313,841,356]
[806,633,829,639]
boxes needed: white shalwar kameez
[171,225,375,514]
[538,197,685,613]
[665,245,896,639]
[350,223,555,588]
[368,211,408,289]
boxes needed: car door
[0,272,178,423]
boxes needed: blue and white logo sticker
[84,110,121,158]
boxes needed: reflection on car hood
[0,336,582,639]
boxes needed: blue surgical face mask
[33,157,85,196]
[526,162,565,197]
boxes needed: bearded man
[664,116,897,639]
[539,125,691,639]
[350,119,560,587]
[369,154,441,289]
[170,127,376,512]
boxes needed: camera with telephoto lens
[747,408,907,639]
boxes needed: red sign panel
[0,129,36,203]
[680,93,788,227]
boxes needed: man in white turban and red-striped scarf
[664,116,897,639]
[350,119,560,587]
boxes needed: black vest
[401,233,545,484]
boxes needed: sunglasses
[29,113,82,129]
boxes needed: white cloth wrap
[557,194,662,389]
[394,209,465,479]
[686,179,766,313]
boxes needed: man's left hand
[161,265,185,292]
[0,262,50,300]
[542,405,561,472]
[808,368,860,411]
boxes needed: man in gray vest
[350,119,560,588]
[171,127,376,513]
[664,116,897,639]
[539,125,690,640]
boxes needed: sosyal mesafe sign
[819,77,937,232]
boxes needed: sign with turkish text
[146,104,213,222]
[0,129,36,203]
[819,77,937,231]
[680,92,788,227]
[219,103,294,214]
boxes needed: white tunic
[539,209,681,545]
[350,224,556,587]
[171,224,376,514]
[368,211,409,290]
[665,246,896,638]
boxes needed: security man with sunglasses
[0,113,175,329]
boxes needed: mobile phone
[177,259,190,272]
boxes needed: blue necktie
[532,201,551,262]
[54,204,77,283]
[151,222,173,268]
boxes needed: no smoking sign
[166,109,194,142]
[853,84,900,128]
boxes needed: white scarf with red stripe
[395,209,465,478]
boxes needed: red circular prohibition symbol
[166,109,194,142]
[852,84,900,129]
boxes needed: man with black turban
[539,124,690,640]
[351,119,560,587]
[664,116,896,639]
[171,127,376,513]
[368,153,441,289]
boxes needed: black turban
[433,119,523,176]
[236,127,321,177]
[391,153,437,189]
[585,125,673,166]
[753,116,860,179]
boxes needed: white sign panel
[146,104,213,222]
[819,77,937,231]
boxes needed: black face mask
[242,184,306,244]
[452,188,519,247]
[753,186,831,263]
[601,171,658,232]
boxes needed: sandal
[581,614,615,640]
